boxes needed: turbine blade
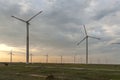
[83,25,87,36]
[88,36,100,40]
[11,16,26,22]
[77,37,86,45]
[28,11,42,22]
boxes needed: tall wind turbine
[77,25,100,64]
[12,11,42,64]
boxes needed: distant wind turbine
[12,11,42,64]
[80,57,83,64]
[45,54,48,63]
[77,25,100,64]
[60,55,63,64]
[30,53,33,63]
[73,55,76,64]
[9,49,13,63]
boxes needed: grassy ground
[0,63,120,80]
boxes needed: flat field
[0,63,120,80]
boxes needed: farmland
[0,63,120,80]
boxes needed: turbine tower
[77,25,100,64]
[12,11,42,64]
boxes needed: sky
[0,0,120,64]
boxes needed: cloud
[86,0,120,20]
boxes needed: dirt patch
[29,74,46,78]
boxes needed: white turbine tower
[12,11,42,64]
[77,25,100,64]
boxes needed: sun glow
[0,44,13,51]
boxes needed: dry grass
[0,63,120,80]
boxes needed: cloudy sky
[0,0,120,64]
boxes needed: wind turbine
[12,11,42,64]
[77,25,100,64]
[80,57,83,64]
[60,55,63,64]
[73,55,76,64]
[30,53,33,63]
[45,54,48,63]
[9,49,13,63]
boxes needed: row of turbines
[11,10,120,64]
[8,51,109,64]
